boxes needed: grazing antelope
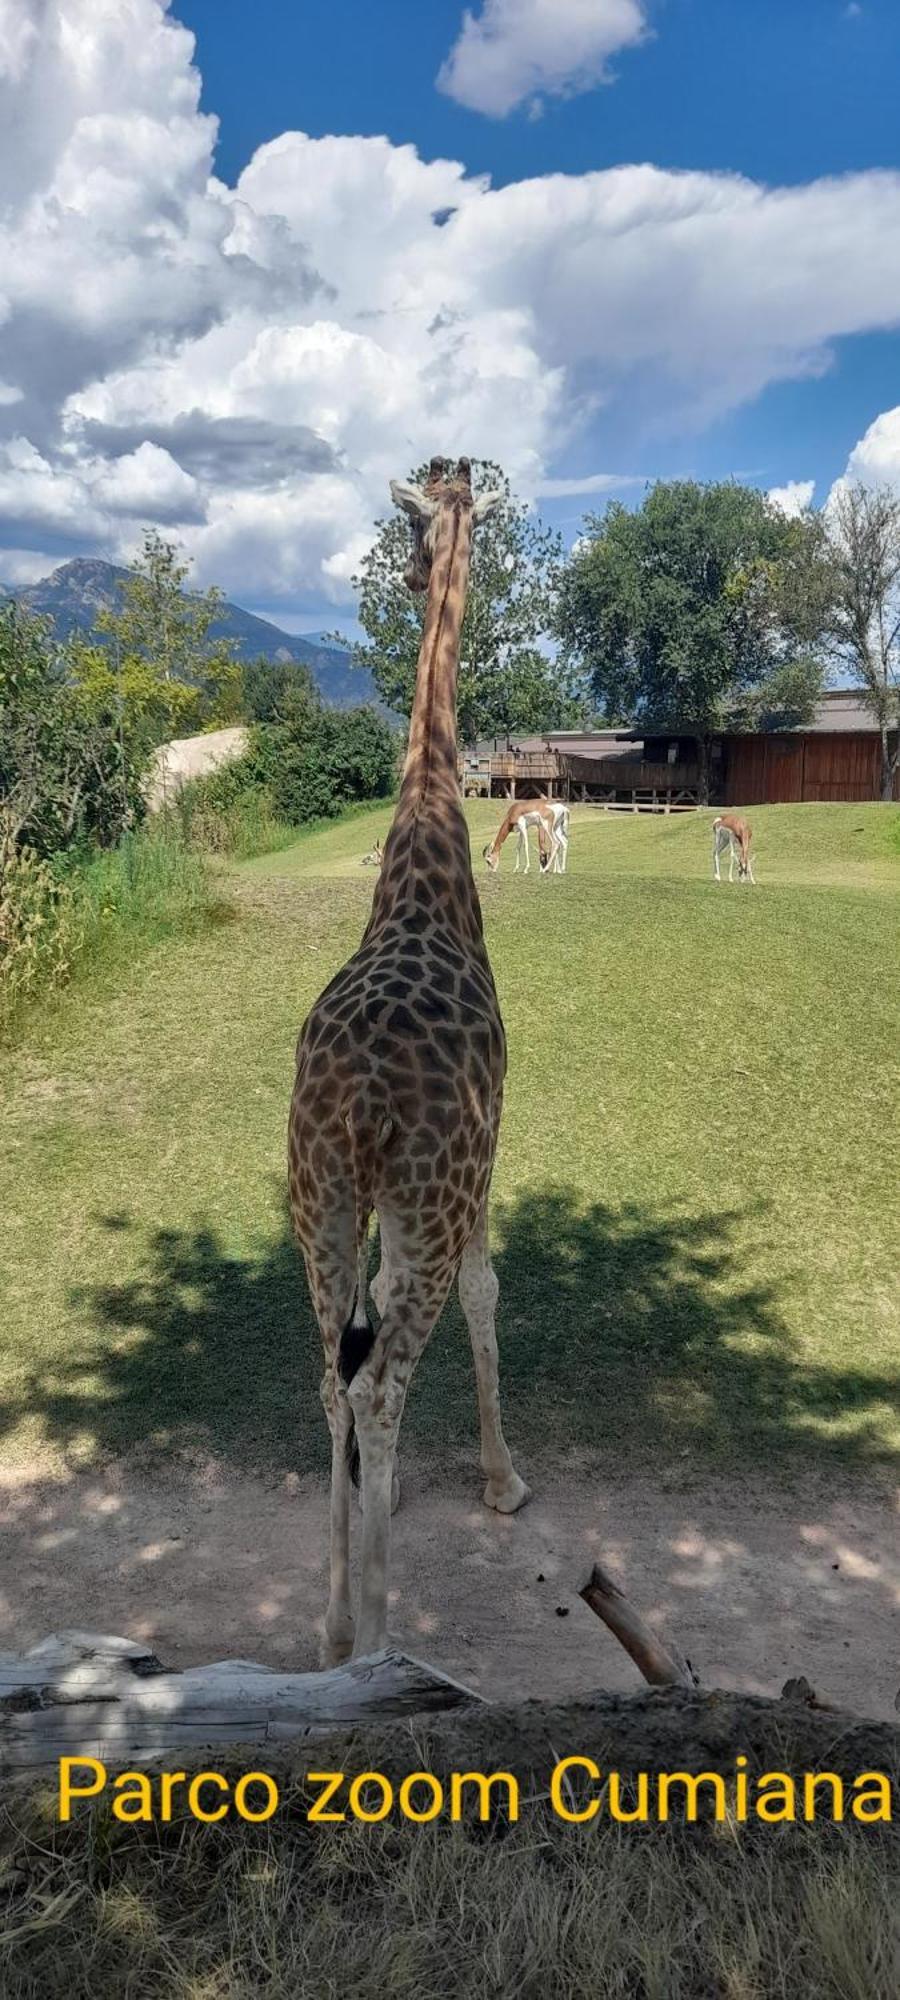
[361,838,383,868]
[483,799,570,876]
[712,813,755,884]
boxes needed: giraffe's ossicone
[288,457,529,1666]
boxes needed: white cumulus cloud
[843,406,900,490]
[768,479,816,517]
[4,2,900,614]
[438,0,648,118]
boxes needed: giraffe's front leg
[458,1221,530,1515]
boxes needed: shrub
[0,836,81,1032]
[263,704,399,825]
[0,604,147,861]
[175,702,400,856]
[1,824,212,1041]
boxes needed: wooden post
[579,1564,698,1690]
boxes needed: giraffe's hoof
[483,1472,531,1514]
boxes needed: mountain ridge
[4,558,374,711]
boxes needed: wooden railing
[458,751,560,781]
[562,756,700,788]
[457,749,703,810]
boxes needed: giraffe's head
[390,456,503,593]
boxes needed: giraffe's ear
[390,479,438,523]
[473,489,503,523]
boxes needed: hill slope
[7,558,373,710]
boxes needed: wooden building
[459,693,899,810]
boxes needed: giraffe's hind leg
[301,1219,359,1667]
[458,1213,530,1514]
[349,1278,455,1656]
[362,1235,400,1513]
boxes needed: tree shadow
[0,1184,896,1483]
[484,1188,899,1478]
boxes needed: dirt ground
[2,1453,897,1719]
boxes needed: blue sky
[1,0,899,627]
[180,0,900,525]
[182,0,899,192]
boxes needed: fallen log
[0,1631,482,1775]
[579,1562,698,1690]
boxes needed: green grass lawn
[2,802,898,1483]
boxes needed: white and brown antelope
[712,813,755,884]
[483,799,570,876]
[360,838,383,868]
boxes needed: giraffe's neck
[366,502,483,944]
[401,501,471,812]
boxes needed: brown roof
[619,690,881,742]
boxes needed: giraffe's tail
[338,1093,395,1486]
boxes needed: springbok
[361,838,383,868]
[483,799,570,876]
[712,813,755,884]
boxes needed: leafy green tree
[242,657,319,724]
[821,482,900,800]
[340,460,586,744]
[96,530,243,749]
[261,701,398,824]
[0,605,141,859]
[556,481,831,798]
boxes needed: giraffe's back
[289,921,505,1263]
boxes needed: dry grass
[3,1692,900,1998]
[1,1763,897,1999]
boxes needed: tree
[822,483,900,801]
[556,481,831,799]
[340,460,586,744]
[259,699,398,824]
[243,657,319,724]
[96,530,243,750]
[0,605,142,860]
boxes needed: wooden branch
[779,1675,838,1713]
[0,1632,482,1775]
[579,1563,698,1690]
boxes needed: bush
[262,704,399,825]
[175,702,400,857]
[1,605,147,861]
[1,824,212,1040]
[0,838,81,1032]
[175,781,297,860]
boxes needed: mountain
[6,558,375,711]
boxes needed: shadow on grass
[2,1185,896,1482]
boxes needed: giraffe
[288,455,530,1666]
